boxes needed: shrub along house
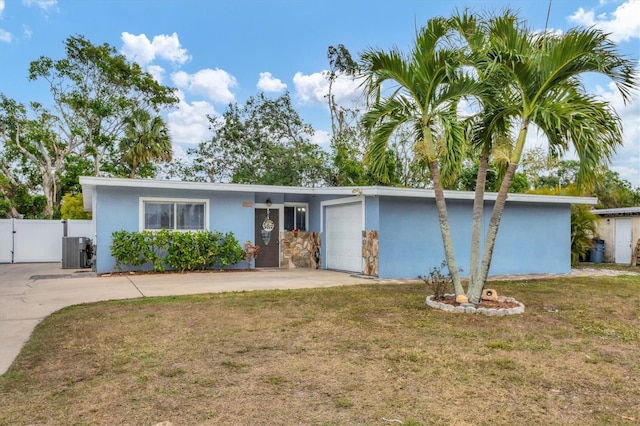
[80,176,596,278]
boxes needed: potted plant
[243,241,259,269]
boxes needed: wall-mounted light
[266,199,272,207]
[607,218,610,224]
[351,188,362,195]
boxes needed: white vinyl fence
[0,219,93,263]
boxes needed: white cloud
[167,91,216,145]
[22,24,32,39]
[151,33,191,64]
[293,71,362,108]
[171,68,237,104]
[568,0,640,42]
[22,0,57,12]
[120,32,191,67]
[0,0,10,43]
[146,65,165,83]
[172,144,190,163]
[257,72,287,92]
[171,70,190,87]
[310,129,331,148]
[293,72,327,104]
[594,80,640,186]
[0,28,11,43]
[610,164,639,186]
[121,33,155,66]
[534,27,563,37]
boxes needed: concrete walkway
[0,263,376,374]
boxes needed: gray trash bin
[591,239,604,264]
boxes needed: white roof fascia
[79,177,357,211]
[79,176,597,211]
[362,186,596,205]
[592,207,640,216]
[79,176,355,195]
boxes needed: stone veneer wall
[362,230,379,277]
[280,231,321,269]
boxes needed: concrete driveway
[0,263,376,374]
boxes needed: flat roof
[79,176,597,211]
[592,207,640,216]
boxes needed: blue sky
[1,0,639,186]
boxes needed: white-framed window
[139,198,209,231]
[284,203,308,231]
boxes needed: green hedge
[110,229,245,272]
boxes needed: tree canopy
[28,35,178,176]
[0,35,178,218]
[179,92,330,186]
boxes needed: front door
[614,218,633,264]
[255,208,280,267]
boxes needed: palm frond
[532,89,622,189]
[537,27,638,105]
[363,97,418,183]
[360,48,415,105]
[436,107,467,187]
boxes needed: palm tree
[360,16,481,298]
[119,109,172,178]
[456,11,638,303]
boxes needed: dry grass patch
[1,276,639,425]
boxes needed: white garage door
[325,202,363,273]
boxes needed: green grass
[575,262,640,273]
[0,275,639,425]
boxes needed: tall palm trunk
[129,160,139,178]
[468,153,489,294]
[428,160,464,297]
[468,121,530,303]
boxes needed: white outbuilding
[592,207,640,265]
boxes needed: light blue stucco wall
[365,196,379,230]
[375,196,570,279]
[308,195,351,232]
[94,187,255,273]
[377,197,468,279]
[490,202,570,275]
[93,185,571,278]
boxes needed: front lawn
[1,276,638,425]
[576,262,640,273]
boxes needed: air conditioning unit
[62,237,91,269]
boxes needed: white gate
[13,220,63,262]
[0,220,13,263]
[0,219,93,263]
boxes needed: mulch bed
[100,268,258,277]
[432,295,520,309]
